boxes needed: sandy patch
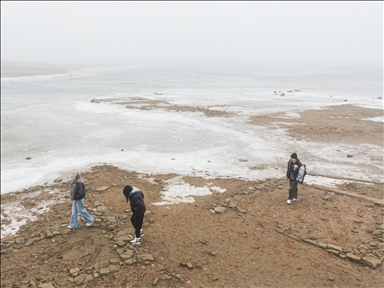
[91,96,236,117]
[248,105,383,147]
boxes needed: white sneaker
[130,237,141,245]
[86,220,94,226]
[140,229,144,237]
[292,198,298,202]
[287,199,291,204]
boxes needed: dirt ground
[248,104,383,147]
[1,104,383,288]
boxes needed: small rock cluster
[0,199,157,287]
[274,227,384,269]
[209,180,384,270]
[1,225,70,252]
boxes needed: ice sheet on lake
[1,67,383,201]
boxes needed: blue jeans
[70,198,94,228]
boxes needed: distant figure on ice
[286,153,302,204]
[68,171,95,228]
[123,185,146,245]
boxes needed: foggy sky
[1,1,383,68]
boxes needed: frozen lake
[1,65,383,195]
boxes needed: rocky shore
[1,165,383,287]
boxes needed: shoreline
[1,61,121,78]
[1,164,383,287]
[2,163,383,239]
[1,103,383,195]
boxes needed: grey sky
[1,1,383,68]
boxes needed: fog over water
[1,2,382,68]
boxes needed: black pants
[131,213,144,238]
[288,180,298,200]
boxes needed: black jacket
[287,159,302,181]
[73,182,86,200]
[129,189,146,214]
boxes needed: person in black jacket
[68,171,94,228]
[286,153,302,204]
[123,185,146,245]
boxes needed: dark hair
[290,153,297,159]
[123,185,133,202]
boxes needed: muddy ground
[1,104,383,288]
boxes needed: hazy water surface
[1,65,383,194]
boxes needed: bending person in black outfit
[123,185,146,245]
